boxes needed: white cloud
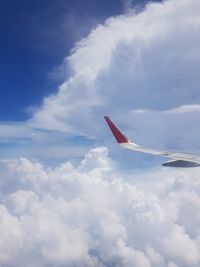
[0,147,200,266]
[123,105,200,151]
[29,0,200,135]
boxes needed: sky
[0,0,153,121]
[0,0,164,166]
[1,0,200,266]
[0,0,123,121]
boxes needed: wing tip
[104,115,128,144]
[104,115,110,121]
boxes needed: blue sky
[0,0,165,166]
[1,0,200,168]
[0,0,146,121]
[1,0,118,120]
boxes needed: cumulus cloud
[0,147,200,266]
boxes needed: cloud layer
[0,147,200,267]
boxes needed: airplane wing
[104,116,200,167]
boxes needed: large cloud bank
[1,147,200,267]
[30,0,200,137]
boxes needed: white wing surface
[104,116,200,167]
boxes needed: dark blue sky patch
[0,0,123,120]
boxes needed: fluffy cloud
[0,147,200,266]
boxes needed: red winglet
[104,116,128,143]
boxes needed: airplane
[104,116,200,167]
